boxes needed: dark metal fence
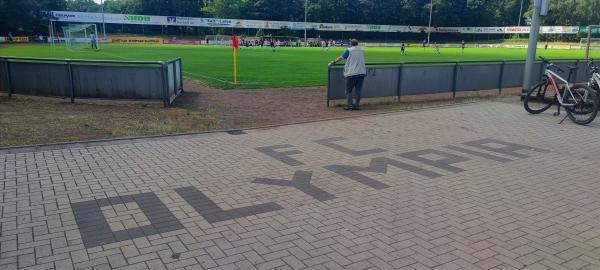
[327,58,591,106]
[0,56,183,106]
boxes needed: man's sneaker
[352,105,360,111]
[344,104,354,110]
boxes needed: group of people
[407,39,467,55]
[207,38,301,48]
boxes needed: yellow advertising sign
[0,36,29,43]
[109,37,163,44]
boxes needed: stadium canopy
[45,11,581,35]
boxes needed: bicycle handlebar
[588,58,599,73]
[539,56,564,73]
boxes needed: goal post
[205,35,232,45]
[62,24,100,51]
[585,25,600,59]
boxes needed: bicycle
[524,57,599,125]
[586,59,600,96]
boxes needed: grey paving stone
[2,101,600,270]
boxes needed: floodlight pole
[101,0,106,38]
[585,26,598,59]
[427,0,433,46]
[304,0,308,46]
[517,0,524,38]
[517,0,524,27]
[522,0,544,96]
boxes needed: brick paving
[2,100,600,270]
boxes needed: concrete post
[522,0,543,96]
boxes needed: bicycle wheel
[524,80,555,114]
[565,84,599,125]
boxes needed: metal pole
[586,26,592,59]
[102,0,107,38]
[427,0,433,46]
[67,60,75,103]
[304,0,308,46]
[517,0,524,27]
[5,59,13,98]
[522,0,543,95]
[517,0,524,38]
[50,20,55,48]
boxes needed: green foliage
[0,0,66,35]
[542,0,600,26]
[2,0,600,36]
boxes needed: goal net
[580,38,600,48]
[205,35,232,45]
[582,25,600,58]
[63,24,100,51]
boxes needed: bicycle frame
[590,71,600,89]
[545,69,580,107]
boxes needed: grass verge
[0,95,221,147]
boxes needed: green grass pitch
[1,44,598,89]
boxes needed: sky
[93,0,103,4]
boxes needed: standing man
[90,33,98,50]
[422,39,426,50]
[461,40,466,55]
[434,42,440,55]
[544,41,549,50]
[329,39,366,110]
[7,32,13,43]
[400,42,406,56]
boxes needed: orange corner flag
[232,35,239,84]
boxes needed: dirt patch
[175,80,520,129]
[0,82,519,148]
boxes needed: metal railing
[327,58,591,106]
[0,56,183,107]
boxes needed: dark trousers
[345,75,365,107]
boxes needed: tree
[0,0,66,35]
[65,0,100,12]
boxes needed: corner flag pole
[232,35,239,84]
[234,49,237,84]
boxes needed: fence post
[171,61,177,97]
[179,58,184,93]
[396,63,404,102]
[67,59,75,103]
[538,61,544,83]
[161,62,169,107]
[573,59,579,83]
[452,61,459,99]
[498,60,505,95]
[4,58,13,98]
[327,65,331,107]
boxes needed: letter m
[324,157,442,190]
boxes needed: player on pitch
[328,39,366,111]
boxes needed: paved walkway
[2,101,600,270]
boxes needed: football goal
[63,24,100,51]
[205,35,232,45]
[583,25,600,58]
